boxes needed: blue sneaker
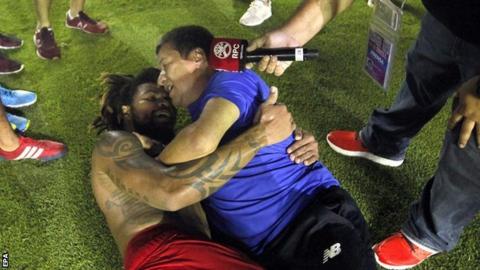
[6,113,30,132]
[0,85,37,108]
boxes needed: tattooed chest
[105,189,164,225]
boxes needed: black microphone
[245,48,319,62]
[209,38,319,72]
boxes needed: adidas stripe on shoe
[0,136,66,161]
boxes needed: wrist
[248,124,268,148]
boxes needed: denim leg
[402,123,480,252]
[400,14,480,252]
[361,13,461,160]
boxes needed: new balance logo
[323,243,341,264]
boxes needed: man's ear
[121,105,131,117]
[120,105,135,131]
[188,48,206,64]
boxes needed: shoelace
[78,11,98,25]
[248,0,269,11]
[0,88,14,97]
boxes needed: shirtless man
[90,68,295,269]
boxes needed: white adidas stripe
[15,146,31,160]
[25,146,38,158]
[14,146,45,160]
[31,148,44,159]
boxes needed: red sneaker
[0,33,23,49]
[65,10,109,34]
[0,136,67,161]
[34,27,61,60]
[373,232,438,269]
[0,54,24,75]
[326,130,404,167]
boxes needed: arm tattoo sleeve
[94,129,265,208]
[163,131,262,200]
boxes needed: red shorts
[124,223,263,270]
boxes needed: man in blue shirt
[155,25,374,269]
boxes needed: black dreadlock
[92,68,161,134]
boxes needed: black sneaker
[0,33,23,50]
[34,27,61,60]
[0,54,24,75]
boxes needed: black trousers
[258,186,375,270]
[361,12,480,252]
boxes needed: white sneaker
[239,0,272,27]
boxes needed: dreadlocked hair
[92,68,161,134]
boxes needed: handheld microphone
[209,38,319,72]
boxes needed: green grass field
[0,0,478,269]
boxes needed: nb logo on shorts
[323,243,341,264]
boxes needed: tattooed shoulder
[94,131,144,159]
[94,131,157,170]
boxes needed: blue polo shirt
[188,70,339,254]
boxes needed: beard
[133,120,175,145]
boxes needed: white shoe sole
[373,252,415,270]
[239,15,271,26]
[239,13,272,26]
[326,134,404,167]
[0,64,24,75]
[3,95,37,108]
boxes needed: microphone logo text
[213,41,241,60]
[213,42,232,59]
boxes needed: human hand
[447,76,480,148]
[257,86,295,145]
[287,129,319,166]
[246,30,301,76]
[132,132,158,150]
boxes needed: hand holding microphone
[209,33,317,74]
[246,31,303,76]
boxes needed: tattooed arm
[92,103,293,211]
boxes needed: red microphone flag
[209,38,248,72]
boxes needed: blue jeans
[361,12,480,252]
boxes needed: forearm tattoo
[163,131,264,198]
[95,130,263,206]
[165,150,242,198]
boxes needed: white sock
[67,9,78,19]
